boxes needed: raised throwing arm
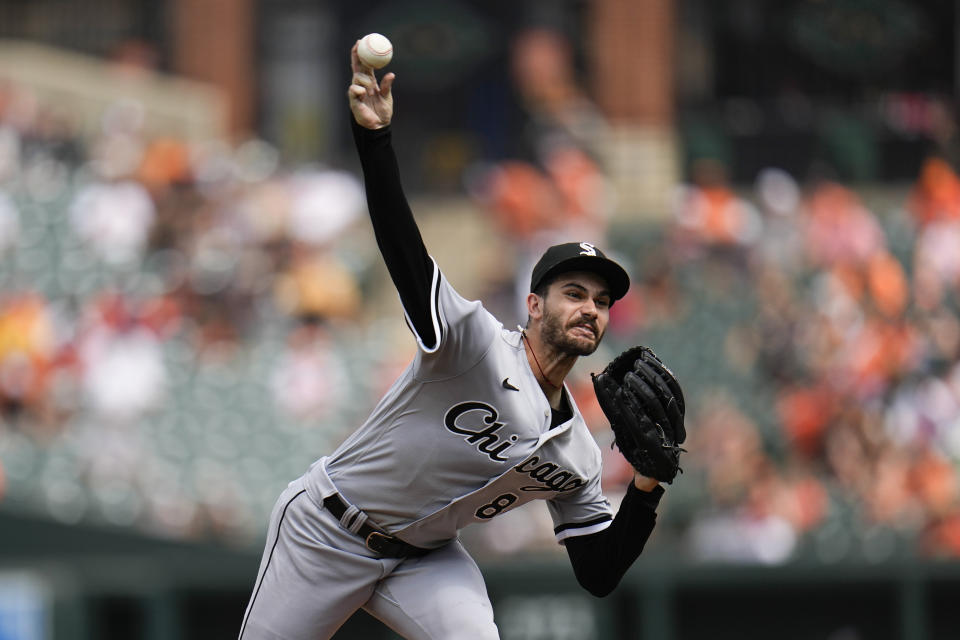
[347,41,440,349]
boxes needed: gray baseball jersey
[240,261,613,640]
[304,259,613,548]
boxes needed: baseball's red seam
[368,40,391,55]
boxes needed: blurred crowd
[0,76,397,541]
[634,152,960,565]
[3,36,960,568]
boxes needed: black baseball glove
[591,346,686,483]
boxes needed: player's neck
[521,329,575,409]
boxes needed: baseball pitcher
[238,40,685,640]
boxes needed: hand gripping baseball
[348,41,395,130]
[592,346,686,483]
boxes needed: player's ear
[526,292,544,321]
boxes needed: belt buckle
[365,530,392,555]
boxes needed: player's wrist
[628,480,665,512]
[633,473,660,492]
[352,116,391,134]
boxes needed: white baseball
[357,33,393,69]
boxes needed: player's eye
[596,297,611,309]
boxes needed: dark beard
[541,306,602,356]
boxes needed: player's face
[540,272,611,356]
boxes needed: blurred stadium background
[0,0,959,638]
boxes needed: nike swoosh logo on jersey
[502,378,519,391]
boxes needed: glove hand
[592,346,686,483]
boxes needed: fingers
[347,84,366,101]
[380,72,395,97]
[350,41,366,75]
[353,70,377,94]
[350,40,379,90]
[348,70,394,105]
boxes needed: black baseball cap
[530,242,630,301]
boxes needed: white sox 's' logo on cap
[530,241,630,301]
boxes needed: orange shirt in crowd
[908,157,960,226]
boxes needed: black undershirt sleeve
[563,483,664,597]
[351,119,438,347]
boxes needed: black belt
[323,494,430,559]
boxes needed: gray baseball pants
[238,477,500,639]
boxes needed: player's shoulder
[499,325,524,349]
